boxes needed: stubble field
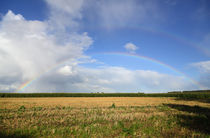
[0,97,210,137]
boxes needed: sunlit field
[1,0,210,137]
[1,97,210,137]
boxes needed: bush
[110,103,116,108]
[18,105,26,111]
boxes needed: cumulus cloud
[58,65,74,76]
[22,66,196,93]
[21,54,203,92]
[124,42,138,53]
[0,9,92,92]
[0,0,200,93]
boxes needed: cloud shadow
[175,97,210,104]
[0,131,31,138]
[165,104,210,135]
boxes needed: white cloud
[191,60,210,89]
[22,66,196,93]
[44,0,163,31]
[45,0,84,31]
[191,60,210,73]
[46,0,84,16]
[0,1,202,93]
[58,65,74,76]
[124,42,138,53]
[94,0,161,29]
[98,0,138,29]
[0,10,92,92]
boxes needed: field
[0,97,210,137]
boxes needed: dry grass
[1,97,210,108]
[0,97,210,137]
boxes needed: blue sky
[0,0,210,93]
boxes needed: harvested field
[0,97,210,137]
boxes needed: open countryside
[1,92,210,137]
[1,0,210,137]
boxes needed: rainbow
[17,52,206,92]
[18,79,33,92]
[17,58,76,92]
[119,25,201,53]
[17,25,208,92]
[94,52,206,89]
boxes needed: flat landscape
[1,0,210,137]
[1,97,210,137]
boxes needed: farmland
[0,97,210,137]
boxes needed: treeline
[0,91,210,99]
[1,93,145,97]
[168,90,210,94]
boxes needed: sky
[0,0,210,93]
